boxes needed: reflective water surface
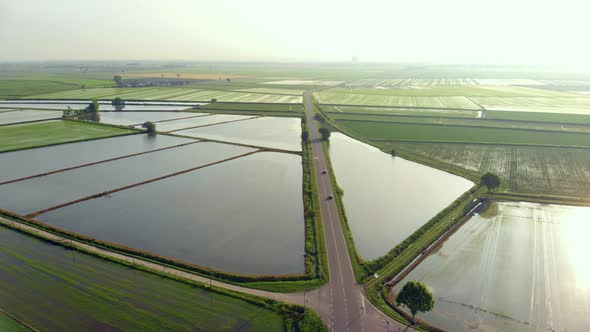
[328,132,473,260]
[394,201,590,332]
[37,152,305,275]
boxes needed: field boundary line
[0,306,39,332]
[25,150,261,218]
[319,102,481,112]
[0,117,62,127]
[165,116,260,133]
[162,132,302,155]
[0,140,203,186]
[372,138,590,150]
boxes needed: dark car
[327,195,334,200]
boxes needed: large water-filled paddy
[394,201,590,332]
[177,117,302,151]
[0,142,253,215]
[36,152,305,275]
[328,133,473,260]
[0,110,61,125]
[0,134,193,183]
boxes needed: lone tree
[396,281,434,325]
[142,121,156,134]
[481,172,501,189]
[111,97,126,111]
[390,149,396,157]
[210,98,218,103]
[319,127,331,141]
[86,99,99,113]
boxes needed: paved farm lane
[302,92,411,331]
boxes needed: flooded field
[0,110,60,124]
[0,100,197,111]
[98,111,205,126]
[394,201,590,332]
[177,117,302,151]
[328,133,473,260]
[36,152,304,275]
[0,134,193,183]
[0,142,253,215]
[152,114,256,132]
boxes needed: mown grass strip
[0,120,139,153]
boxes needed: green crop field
[234,88,304,95]
[337,119,590,147]
[0,224,285,331]
[0,120,136,152]
[473,96,590,111]
[329,113,590,133]
[0,80,79,99]
[29,87,303,103]
[391,142,590,196]
[322,105,478,117]
[315,92,479,109]
[0,314,27,332]
[325,85,574,97]
[485,110,590,124]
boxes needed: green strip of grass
[0,79,79,99]
[337,119,590,148]
[199,102,303,112]
[486,110,590,124]
[0,313,28,332]
[0,120,137,152]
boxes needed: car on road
[327,195,333,200]
[321,170,327,174]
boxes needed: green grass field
[0,120,136,152]
[337,119,590,147]
[29,87,303,103]
[329,113,590,133]
[0,224,285,331]
[324,85,576,97]
[0,80,79,99]
[0,314,27,332]
[485,110,590,124]
[315,92,480,109]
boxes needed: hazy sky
[1,0,589,67]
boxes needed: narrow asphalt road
[302,91,412,332]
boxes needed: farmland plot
[473,96,590,113]
[97,111,206,126]
[152,114,256,132]
[234,88,304,95]
[315,92,479,109]
[0,224,285,331]
[36,152,305,275]
[0,110,60,125]
[0,134,193,183]
[394,202,590,332]
[0,121,136,152]
[338,120,590,147]
[0,142,253,215]
[176,117,302,151]
[31,88,303,103]
[393,142,590,196]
